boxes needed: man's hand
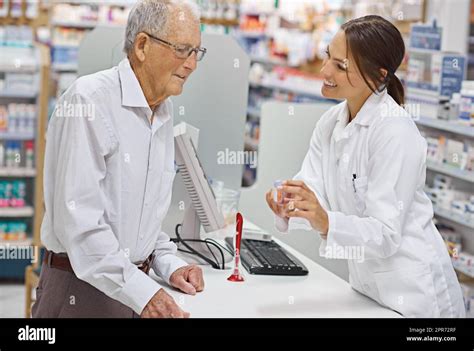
[169,265,204,295]
[141,288,190,318]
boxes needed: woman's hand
[281,180,329,236]
[265,188,288,219]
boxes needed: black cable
[174,224,225,269]
[204,239,225,269]
[204,240,219,267]
[172,230,228,269]
[174,224,217,268]
[206,238,233,256]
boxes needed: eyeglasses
[144,32,207,61]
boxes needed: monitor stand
[177,204,233,267]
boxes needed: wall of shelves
[0,41,49,280]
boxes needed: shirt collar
[336,88,388,125]
[118,58,173,127]
[118,58,150,108]
[353,89,388,126]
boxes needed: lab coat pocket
[373,263,440,318]
[352,176,368,213]
[156,170,176,220]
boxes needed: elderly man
[32,0,205,318]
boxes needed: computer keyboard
[225,237,309,276]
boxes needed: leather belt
[43,250,155,275]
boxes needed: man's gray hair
[123,0,200,55]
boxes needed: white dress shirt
[275,90,465,317]
[41,58,188,314]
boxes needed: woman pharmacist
[266,15,465,318]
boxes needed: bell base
[227,274,244,282]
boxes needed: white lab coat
[275,89,466,318]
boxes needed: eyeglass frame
[143,32,207,61]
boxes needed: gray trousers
[32,263,140,318]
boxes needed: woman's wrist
[321,210,329,235]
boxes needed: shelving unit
[434,206,474,230]
[415,117,474,138]
[48,1,134,99]
[0,43,50,281]
[426,161,474,183]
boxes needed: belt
[43,250,155,275]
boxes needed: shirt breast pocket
[352,176,368,214]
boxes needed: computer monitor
[174,122,225,243]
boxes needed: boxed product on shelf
[422,130,474,171]
[53,3,99,24]
[52,2,132,26]
[0,221,27,241]
[0,140,35,169]
[240,0,275,15]
[425,175,474,219]
[406,50,466,99]
[3,72,38,94]
[52,27,88,47]
[459,80,474,126]
[453,251,474,276]
[52,46,79,66]
[0,180,27,208]
[439,225,462,258]
[0,103,36,134]
[0,25,34,47]
[406,24,468,121]
[0,45,39,72]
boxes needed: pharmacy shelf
[52,63,79,72]
[240,8,276,16]
[0,91,37,99]
[63,0,136,6]
[249,80,324,99]
[250,55,295,67]
[0,207,34,218]
[433,206,474,229]
[0,168,36,177]
[415,117,474,138]
[426,161,474,183]
[52,43,80,49]
[234,30,271,39]
[0,131,35,140]
[51,20,98,28]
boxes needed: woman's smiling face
[320,30,373,102]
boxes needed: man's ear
[133,33,149,63]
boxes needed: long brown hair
[341,15,405,105]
